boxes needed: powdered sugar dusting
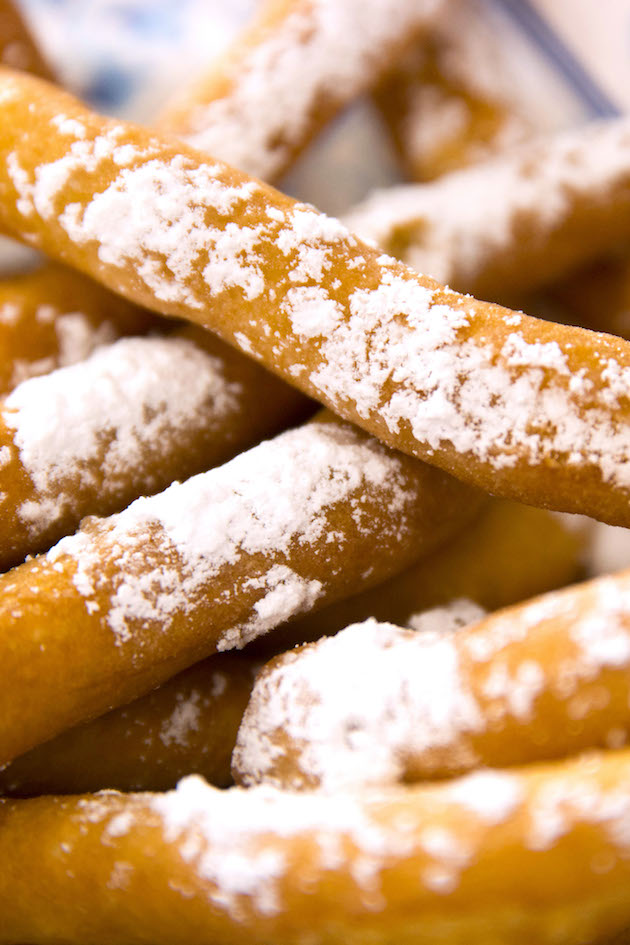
[445,770,523,823]
[9,311,119,389]
[159,690,202,748]
[302,259,630,488]
[151,774,422,917]
[527,763,630,853]
[47,421,418,647]
[345,116,630,291]
[220,565,323,651]
[4,335,242,533]
[7,85,630,504]
[234,618,485,789]
[163,0,443,180]
[59,156,262,307]
[406,598,486,634]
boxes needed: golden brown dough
[252,499,589,654]
[234,566,630,789]
[158,0,444,181]
[1,70,630,524]
[0,262,156,394]
[0,653,259,795]
[543,251,630,340]
[345,117,630,302]
[0,0,53,80]
[373,0,544,182]
[1,501,585,793]
[0,321,310,570]
[3,751,630,944]
[0,410,478,767]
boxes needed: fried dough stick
[158,0,444,181]
[250,498,588,655]
[0,501,587,796]
[0,411,478,766]
[1,70,630,524]
[372,0,545,182]
[3,753,630,944]
[0,322,310,570]
[345,117,630,301]
[235,566,630,788]
[0,654,258,794]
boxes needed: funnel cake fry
[0,324,309,570]
[373,0,544,182]
[249,499,589,656]
[3,753,630,944]
[234,567,630,789]
[0,501,587,797]
[1,71,630,523]
[345,117,630,301]
[158,0,444,181]
[0,412,478,766]
[0,654,259,795]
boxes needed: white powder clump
[160,691,202,748]
[407,598,486,634]
[54,311,119,366]
[58,155,263,307]
[234,618,486,790]
[527,762,630,854]
[49,422,415,647]
[167,0,443,180]
[445,770,523,824]
[221,565,323,651]
[4,335,241,533]
[569,578,630,673]
[151,775,422,917]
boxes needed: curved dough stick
[0,262,155,394]
[249,498,589,655]
[0,411,478,766]
[1,71,630,525]
[4,752,630,944]
[298,501,586,644]
[234,566,630,789]
[0,323,309,570]
[0,502,585,794]
[345,117,630,301]
[0,0,53,80]
[0,654,259,795]
[158,0,444,181]
[373,0,546,182]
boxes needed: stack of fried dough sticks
[3,1,630,942]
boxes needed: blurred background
[13,0,622,215]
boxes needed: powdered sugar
[444,770,523,823]
[59,155,262,307]
[163,0,443,180]
[9,311,119,389]
[345,116,630,291]
[8,96,630,503]
[406,598,486,634]
[296,259,630,491]
[221,565,323,651]
[4,334,241,533]
[151,774,423,917]
[48,421,418,647]
[159,690,202,748]
[234,618,486,789]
